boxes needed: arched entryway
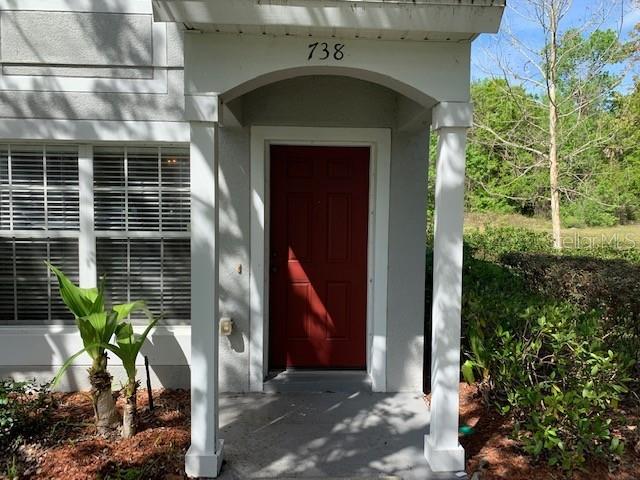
[151,0,505,475]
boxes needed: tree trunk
[549,92,562,249]
[548,2,563,250]
[122,378,138,439]
[89,353,120,436]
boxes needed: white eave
[152,0,506,42]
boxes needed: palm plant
[109,318,158,438]
[47,263,148,435]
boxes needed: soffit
[153,0,506,42]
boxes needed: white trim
[432,102,473,130]
[153,23,168,68]
[0,69,168,93]
[78,145,96,288]
[249,126,390,393]
[0,325,191,367]
[0,119,190,143]
[0,0,152,14]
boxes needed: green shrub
[489,308,627,468]
[501,252,640,370]
[572,243,640,264]
[457,226,638,470]
[0,379,53,451]
[464,275,631,469]
[562,200,619,227]
[562,214,585,229]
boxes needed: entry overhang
[153,0,505,42]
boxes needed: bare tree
[473,0,633,248]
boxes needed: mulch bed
[4,390,190,479]
[2,384,639,479]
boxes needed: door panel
[269,145,369,369]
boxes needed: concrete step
[263,370,372,393]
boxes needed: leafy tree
[471,0,633,246]
[469,79,548,214]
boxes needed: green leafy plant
[47,263,119,434]
[47,263,151,436]
[454,228,635,470]
[499,309,629,467]
[109,317,158,438]
[4,456,19,480]
[0,379,53,451]
[105,465,147,480]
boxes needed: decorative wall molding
[432,102,473,130]
[0,118,190,143]
[0,0,152,14]
[0,18,169,94]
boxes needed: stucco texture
[0,11,185,122]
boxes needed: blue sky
[472,0,639,89]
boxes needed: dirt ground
[1,384,638,479]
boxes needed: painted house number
[307,42,345,61]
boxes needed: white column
[78,145,96,289]
[185,121,224,478]
[425,102,472,473]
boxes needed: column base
[185,440,225,478]
[424,434,465,473]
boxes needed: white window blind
[94,146,191,324]
[0,145,80,325]
[0,144,191,327]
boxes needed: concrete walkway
[217,392,467,480]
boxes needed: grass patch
[465,212,640,249]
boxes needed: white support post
[185,120,224,478]
[78,145,96,289]
[425,102,472,473]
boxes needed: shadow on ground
[216,391,461,480]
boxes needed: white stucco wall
[0,3,463,393]
[2,11,153,66]
[388,129,430,391]
[218,127,253,392]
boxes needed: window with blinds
[0,145,80,325]
[94,147,191,324]
[0,144,191,326]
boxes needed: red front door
[269,145,369,369]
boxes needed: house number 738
[308,42,345,61]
